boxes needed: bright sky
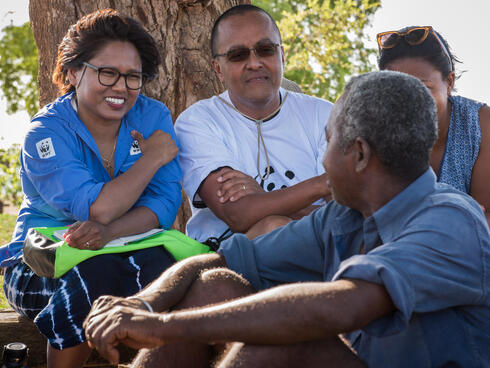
[1,0,489,149]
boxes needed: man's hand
[131,129,178,167]
[216,167,264,203]
[63,220,113,250]
[84,303,165,365]
[84,295,150,317]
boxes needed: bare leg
[246,215,291,239]
[131,268,254,368]
[47,342,92,368]
[216,337,366,368]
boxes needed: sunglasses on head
[214,42,281,63]
[376,26,452,69]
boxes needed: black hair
[378,26,459,79]
[210,4,281,57]
[53,8,160,95]
[338,71,438,181]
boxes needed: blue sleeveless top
[438,95,484,193]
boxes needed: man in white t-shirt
[175,4,332,242]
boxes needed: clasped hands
[216,167,264,203]
[84,295,166,365]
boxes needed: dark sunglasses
[376,26,452,69]
[82,62,145,90]
[214,42,281,63]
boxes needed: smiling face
[212,11,284,115]
[68,41,142,127]
[384,57,453,127]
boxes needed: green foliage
[0,22,39,117]
[0,213,16,245]
[254,0,298,20]
[0,274,9,309]
[0,145,22,208]
[253,0,380,101]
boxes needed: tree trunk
[29,0,248,232]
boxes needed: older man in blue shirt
[85,71,490,368]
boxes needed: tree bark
[29,0,248,232]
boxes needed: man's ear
[353,137,371,172]
[212,59,225,83]
[280,45,285,68]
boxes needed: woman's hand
[63,220,113,250]
[131,130,178,167]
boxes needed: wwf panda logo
[255,166,296,191]
[36,138,56,159]
[130,140,142,155]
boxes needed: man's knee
[216,338,366,368]
[176,268,254,309]
[261,215,291,231]
[247,215,291,239]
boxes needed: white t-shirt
[175,88,333,241]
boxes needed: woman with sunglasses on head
[0,9,182,368]
[377,26,490,223]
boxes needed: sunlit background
[1,0,489,149]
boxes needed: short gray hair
[338,71,437,181]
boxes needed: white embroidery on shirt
[130,140,141,155]
[36,138,56,158]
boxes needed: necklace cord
[100,137,117,177]
[71,94,118,178]
[217,92,289,181]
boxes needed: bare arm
[470,105,490,224]
[85,278,394,363]
[64,206,159,249]
[84,253,226,311]
[199,167,330,233]
[161,278,394,344]
[134,253,227,311]
[89,130,178,224]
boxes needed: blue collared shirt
[219,169,490,367]
[0,92,182,267]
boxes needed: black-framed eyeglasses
[82,62,145,90]
[376,26,452,69]
[213,42,282,63]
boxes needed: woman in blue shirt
[0,9,182,367]
[377,26,490,223]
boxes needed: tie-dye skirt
[2,246,174,349]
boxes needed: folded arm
[85,277,394,363]
[160,278,394,344]
[199,167,330,233]
[64,206,159,249]
[84,253,227,312]
[89,130,178,224]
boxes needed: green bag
[23,227,214,278]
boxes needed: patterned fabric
[3,247,174,349]
[438,95,484,193]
